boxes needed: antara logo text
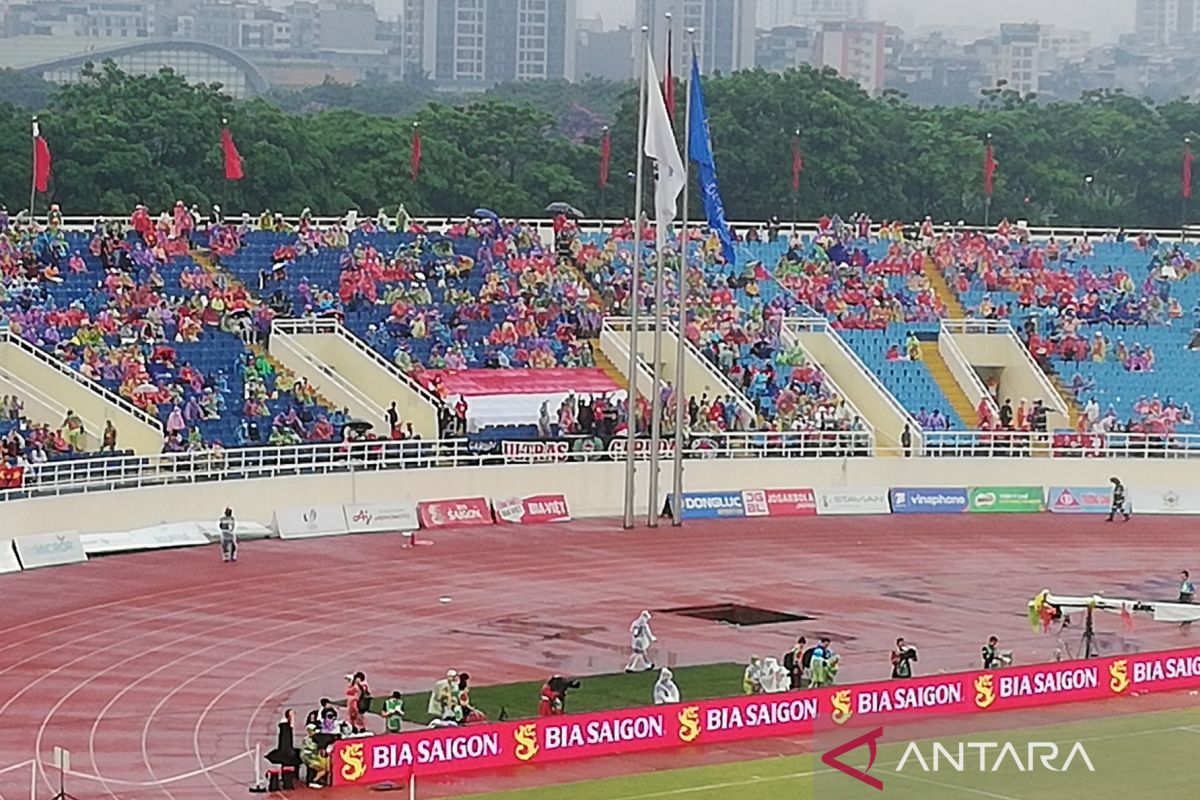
[823,727,1095,791]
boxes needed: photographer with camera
[538,675,581,716]
[891,637,918,679]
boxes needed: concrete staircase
[1048,373,1083,429]
[591,339,629,391]
[922,255,967,318]
[919,341,978,428]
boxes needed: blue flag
[687,53,736,266]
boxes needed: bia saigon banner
[332,646,1200,786]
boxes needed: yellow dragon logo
[830,690,853,725]
[677,706,701,743]
[1109,659,1130,694]
[338,742,366,783]
[974,674,996,709]
[513,723,539,762]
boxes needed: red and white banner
[417,497,494,529]
[742,488,817,517]
[494,494,571,525]
[333,645,1200,787]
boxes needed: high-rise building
[994,22,1041,95]
[635,0,757,75]
[755,24,814,72]
[1133,0,1196,44]
[758,0,866,29]
[418,0,576,86]
[814,19,885,94]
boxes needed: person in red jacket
[538,676,565,717]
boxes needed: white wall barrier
[815,487,891,516]
[197,519,274,541]
[344,501,420,534]
[82,522,210,555]
[1130,487,1200,515]
[14,530,86,569]
[271,504,352,539]
[0,540,21,573]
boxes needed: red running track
[0,514,1195,799]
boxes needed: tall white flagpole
[646,11,672,527]
[622,24,651,530]
[671,32,695,526]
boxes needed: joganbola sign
[332,646,1200,786]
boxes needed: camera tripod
[1057,606,1099,660]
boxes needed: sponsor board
[271,505,351,539]
[1130,487,1200,515]
[816,488,891,516]
[0,540,20,574]
[889,487,968,514]
[967,486,1045,513]
[418,497,494,529]
[344,501,420,533]
[82,522,210,555]
[756,488,817,518]
[333,645,1200,787]
[1047,487,1112,514]
[494,494,571,525]
[679,491,746,520]
[14,530,87,569]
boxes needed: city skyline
[578,0,1132,42]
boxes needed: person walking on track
[1107,477,1131,522]
[219,507,238,562]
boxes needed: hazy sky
[577,0,1133,42]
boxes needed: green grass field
[460,706,1200,800]
[364,663,744,724]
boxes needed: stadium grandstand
[4,202,1200,800]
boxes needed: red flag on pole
[32,120,51,193]
[983,140,996,198]
[663,27,675,121]
[598,126,611,188]
[791,135,803,193]
[221,123,244,181]
[1183,141,1194,199]
[410,124,422,182]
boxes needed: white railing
[0,365,102,449]
[764,321,873,436]
[605,317,756,419]
[944,318,1071,419]
[25,214,1200,244]
[0,431,876,501]
[938,321,1000,421]
[270,331,382,419]
[0,328,164,432]
[271,317,441,406]
[783,317,923,447]
[4,428,1200,502]
[913,430,1200,459]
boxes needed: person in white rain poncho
[625,611,657,672]
[427,669,460,721]
[653,667,680,705]
[759,657,790,693]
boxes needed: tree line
[2,62,1200,228]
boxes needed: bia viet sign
[331,645,1200,787]
[494,494,571,524]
